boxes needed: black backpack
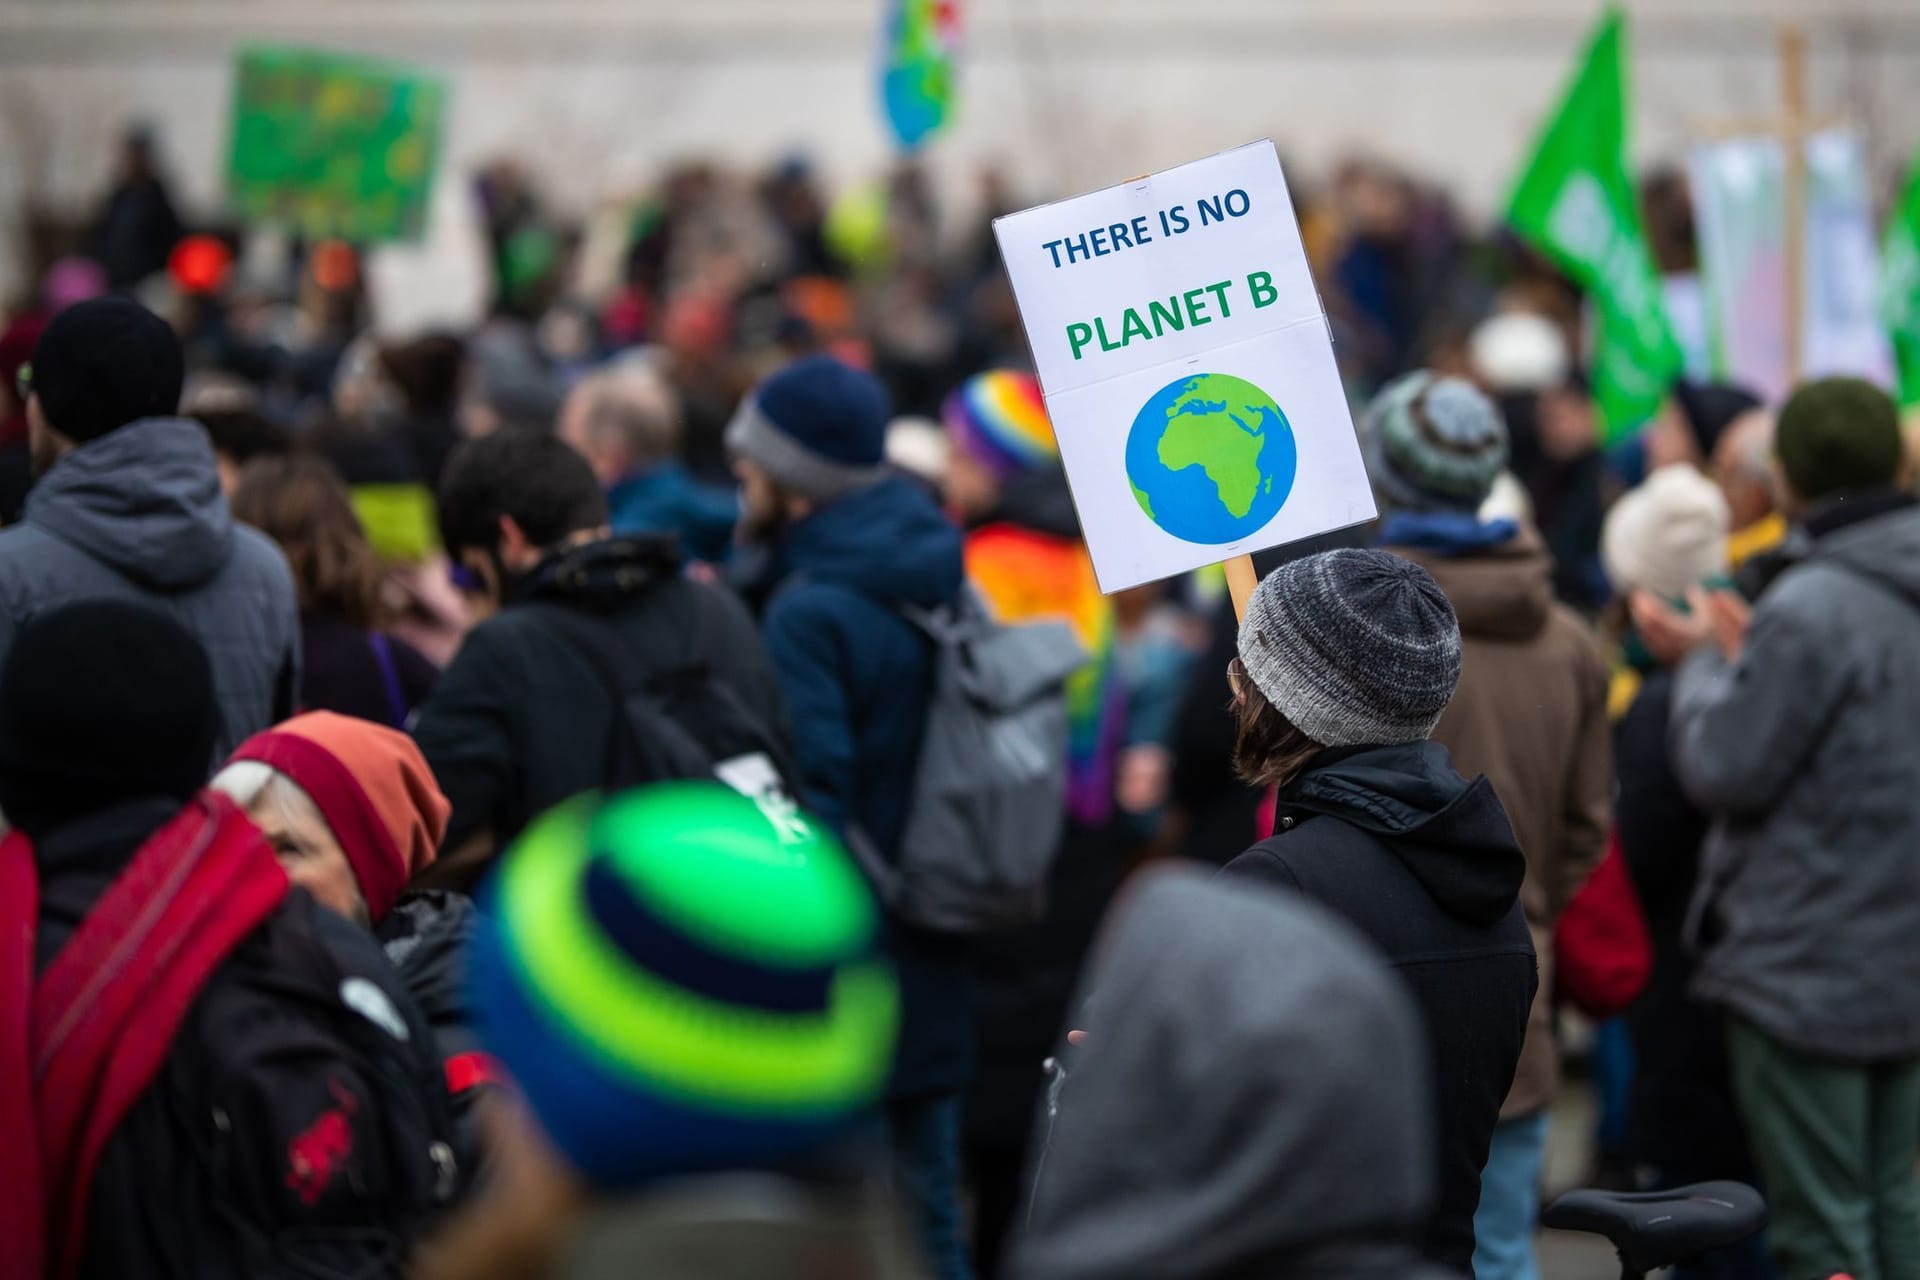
[527,601,803,819]
[164,892,462,1278]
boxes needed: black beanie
[29,298,185,443]
[1776,377,1904,503]
[0,600,219,839]
[1673,380,1762,460]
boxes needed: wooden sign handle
[1225,553,1258,621]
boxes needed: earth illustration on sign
[1124,372,1298,545]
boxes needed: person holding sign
[1219,550,1534,1277]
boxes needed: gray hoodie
[1012,866,1452,1280]
[0,418,299,761]
[1673,500,1920,1061]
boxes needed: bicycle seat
[1542,1181,1767,1273]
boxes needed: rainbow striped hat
[470,783,898,1187]
[942,370,1057,478]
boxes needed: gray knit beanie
[1363,371,1509,514]
[1238,549,1462,748]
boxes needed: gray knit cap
[1238,549,1462,748]
[1363,371,1509,514]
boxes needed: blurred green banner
[1884,144,1920,409]
[227,46,446,243]
[1507,8,1680,442]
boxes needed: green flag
[1507,8,1681,440]
[1882,145,1920,409]
[227,47,446,244]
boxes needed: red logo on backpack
[285,1079,359,1205]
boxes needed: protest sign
[993,140,1373,599]
[1690,129,1894,403]
[227,47,446,244]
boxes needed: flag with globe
[1124,373,1298,546]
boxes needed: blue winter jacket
[606,462,739,564]
[752,475,972,1098]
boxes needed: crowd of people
[1,129,1918,1280]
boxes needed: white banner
[993,140,1373,593]
[1688,129,1895,402]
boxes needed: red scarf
[0,793,288,1279]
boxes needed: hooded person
[1637,377,1920,1280]
[1012,864,1453,1280]
[0,601,453,1280]
[940,370,1129,1275]
[0,298,300,759]
[1365,372,1609,1280]
[726,354,975,1280]
[1218,549,1535,1276]
[419,782,921,1280]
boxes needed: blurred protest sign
[227,47,446,243]
[1884,144,1920,410]
[880,0,960,149]
[994,141,1373,601]
[1690,130,1894,404]
[1508,8,1681,442]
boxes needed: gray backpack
[853,587,1087,933]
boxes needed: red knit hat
[227,711,450,921]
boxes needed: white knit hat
[1602,465,1731,601]
[1469,312,1569,393]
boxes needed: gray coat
[1672,502,1920,1063]
[0,418,299,762]
[1013,866,1453,1280]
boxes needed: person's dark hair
[230,455,384,628]
[1232,672,1326,792]
[1640,166,1697,276]
[194,407,290,466]
[379,333,467,417]
[438,428,609,560]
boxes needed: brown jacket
[1395,533,1611,1117]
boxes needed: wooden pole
[1780,24,1808,387]
[1224,553,1258,621]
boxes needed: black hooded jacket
[411,536,785,885]
[1222,741,1535,1276]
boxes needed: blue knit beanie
[725,355,891,500]
[1363,371,1509,515]
[470,783,898,1188]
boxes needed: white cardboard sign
[993,140,1374,593]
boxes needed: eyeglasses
[13,363,28,404]
[1227,657,1248,701]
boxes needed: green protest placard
[227,47,446,243]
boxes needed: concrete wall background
[2,0,1918,303]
